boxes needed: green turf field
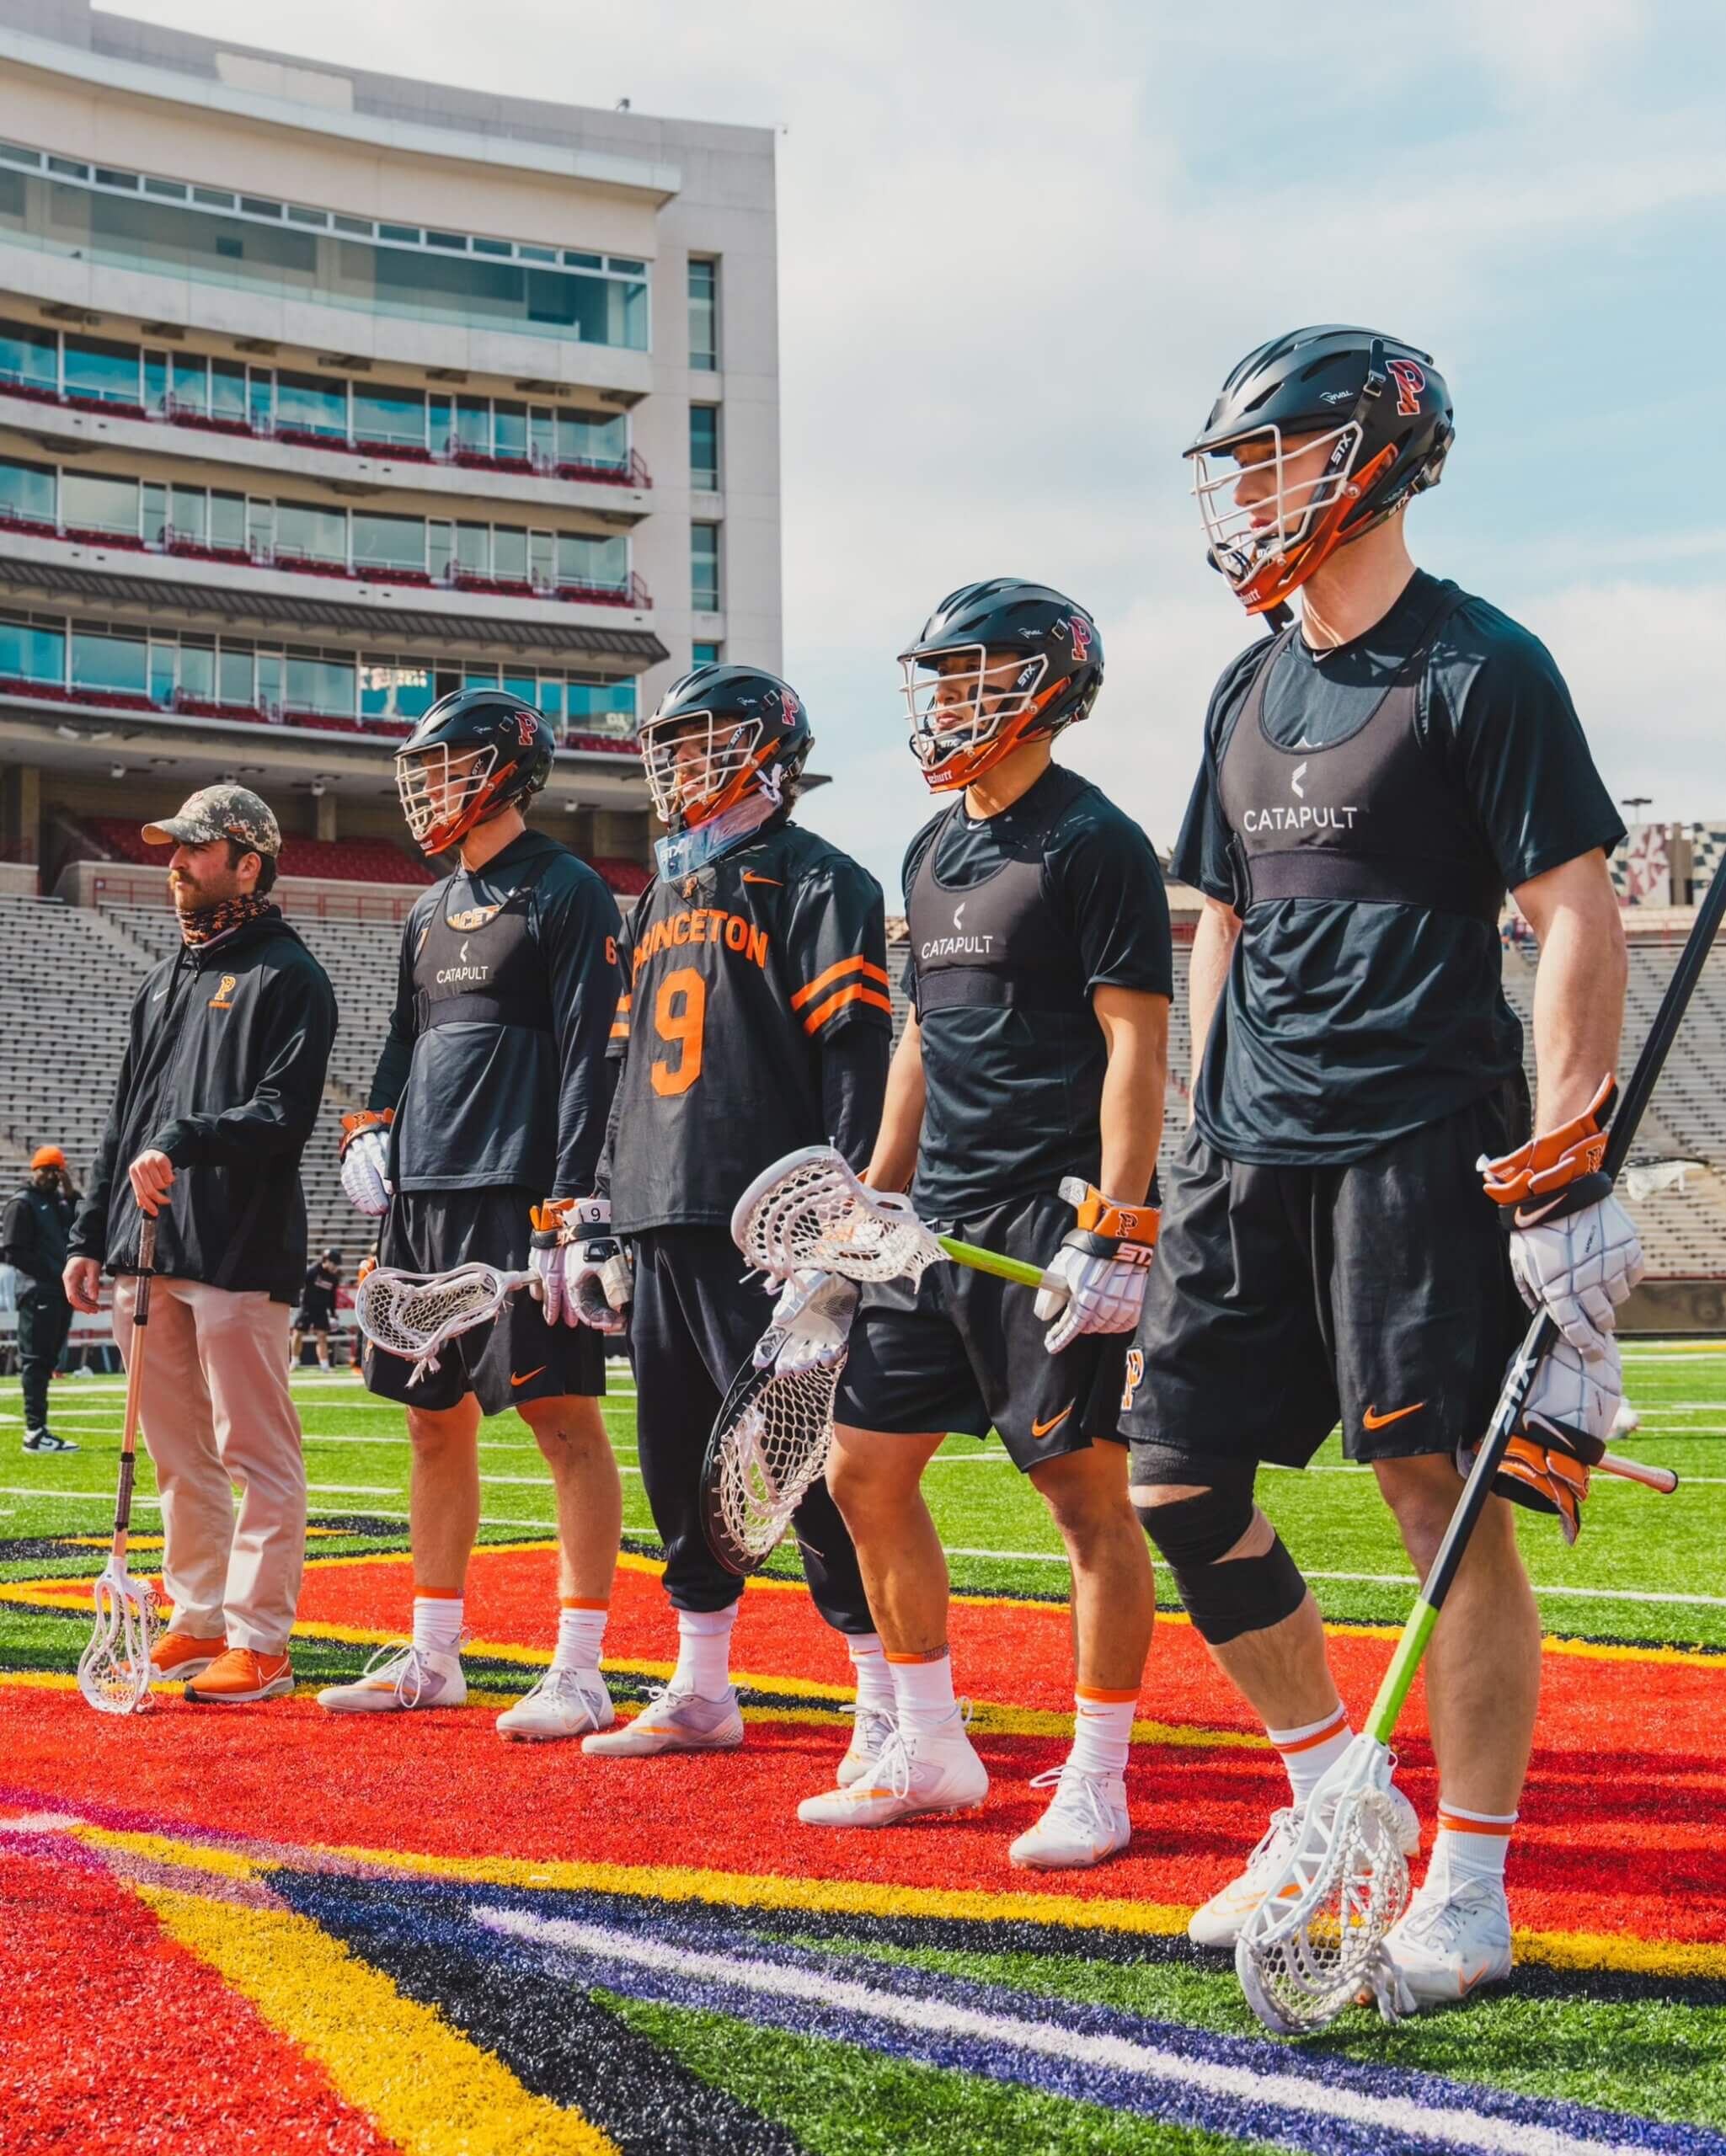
[3,1341,1723,1657]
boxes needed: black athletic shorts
[363,1184,605,1415]
[834,1188,1130,1472]
[292,1297,334,1331]
[1120,1080,1530,1474]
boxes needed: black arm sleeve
[152,963,339,1167]
[1,1193,36,1278]
[68,1027,136,1262]
[367,910,422,1116]
[540,868,627,1200]
[820,1024,890,1173]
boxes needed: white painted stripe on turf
[940,1547,1726,1609]
[475,1907,1650,2156]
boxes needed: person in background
[3,1145,78,1454]
[290,1247,344,1371]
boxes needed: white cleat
[1376,1877,1513,2010]
[317,1641,467,1714]
[495,1666,616,1742]
[836,1705,896,1789]
[799,1710,988,1828]
[1189,1783,1421,1948]
[1009,1765,1130,1871]
[1611,1398,1640,1438]
[580,1682,743,1756]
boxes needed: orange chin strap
[918,672,1074,793]
[679,732,781,829]
[417,761,512,856]
[1232,444,1397,617]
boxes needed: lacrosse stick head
[1234,1737,1411,2036]
[355,1262,532,1384]
[700,1356,841,1575]
[730,1145,945,1287]
[77,1560,158,1716]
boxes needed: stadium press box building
[0,0,783,907]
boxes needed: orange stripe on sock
[1075,1685,1140,1705]
[1438,1810,1517,1837]
[559,1597,609,1611]
[884,1649,949,1665]
[414,1588,461,1601]
[1275,1706,1350,1754]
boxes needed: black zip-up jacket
[70,910,338,1300]
[3,1183,75,1304]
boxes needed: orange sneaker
[150,1630,226,1684]
[184,1646,294,1704]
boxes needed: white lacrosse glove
[753,1268,858,1378]
[1033,1177,1159,1356]
[1458,1333,1622,1545]
[529,1197,630,1332]
[339,1109,393,1219]
[1479,1077,1644,1358]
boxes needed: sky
[132,0,1726,890]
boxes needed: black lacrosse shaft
[1419,867,1726,1625]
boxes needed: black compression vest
[1217,586,1504,926]
[412,852,558,1037]
[906,807,1091,1016]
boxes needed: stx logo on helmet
[1066,616,1093,663]
[1387,359,1426,417]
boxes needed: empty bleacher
[78,817,433,889]
[3,892,1723,1286]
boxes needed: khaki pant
[111,1275,306,1653]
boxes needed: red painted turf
[6,1546,1723,1945]
[0,1841,398,2154]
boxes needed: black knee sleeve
[1133,1459,1307,1646]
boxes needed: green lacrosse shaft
[1363,857,1726,1750]
[937,1234,1050,1289]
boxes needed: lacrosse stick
[731,1145,1066,1301]
[1237,863,1723,2037]
[701,1348,843,1576]
[355,1261,539,1386]
[78,1216,159,1716]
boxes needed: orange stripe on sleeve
[802,983,894,1035]
[789,953,891,1011]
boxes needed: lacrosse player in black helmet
[322,686,628,1740]
[1124,325,1636,2006]
[806,580,1173,1870]
[576,662,895,1771]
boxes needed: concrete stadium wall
[1621,1277,1726,1335]
[53,857,420,922]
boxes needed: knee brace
[1133,1458,1307,1646]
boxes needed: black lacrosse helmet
[899,578,1103,791]
[1186,326,1455,616]
[638,663,812,831]
[394,686,554,855]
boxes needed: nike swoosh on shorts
[1362,1401,1425,1430]
[1031,1406,1072,1439]
[511,1366,548,1387]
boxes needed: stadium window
[692,641,721,666]
[353,382,425,450]
[142,350,168,414]
[147,638,177,705]
[567,677,637,733]
[170,351,209,414]
[493,526,528,584]
[558,409,628,471]
[0,456,56,525]
[361,660,434,722]
[286,651,355,714]
[248,368,275,432]
[504,670,537,703]
[529,528,555,590]
[276,370,346,438]
[690,405,719,491]
[246,497,275,558]
[352,510,426,574]
[558,530,628,592]
[217,644,254,704]
[688,258,718,371]
[0,611,64,683]
[462,665,500,688]
[70,626,146,694]
[537,678,564,723]
[211,359,247,422]
[494,400,529,462]
[0,318,56,392]
[63,334,137,407]
[210,492,246,552]
[168,484,207,545]
[277,499,347,564]
[691,522,720,612]
[454,398,490,455]
[528,406,555,466]
[455,522,489,577]
[142,483,167,546]
[426,520,453,581]
[179,638,214,699]
[255,650,283,710]
[61,469,139,537]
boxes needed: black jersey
[369,830,623,1199]
[903,764,1173,1220]
[1174,569,1625,1165]
[606,818,891,1233]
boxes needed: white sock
[412,1592,463,1654]
[553,1598,608,1674]
[673,1606,736,1700]
[888,1648,957,1740]
[1068,1685,1136,1781]
[1268,1702,1352,1808]
[1425,1801,1515,1894]
[848,1632,895,1718]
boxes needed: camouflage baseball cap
[142,784,281,857]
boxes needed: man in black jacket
[65,786,337,1705]
[3,1145,78,1453]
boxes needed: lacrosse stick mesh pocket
[78,1569,159,1716]
[1237,1789,1411,2034]
[735,1150,943,1284]
[703,1358,842,1572]
[355,1265,513,1362]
